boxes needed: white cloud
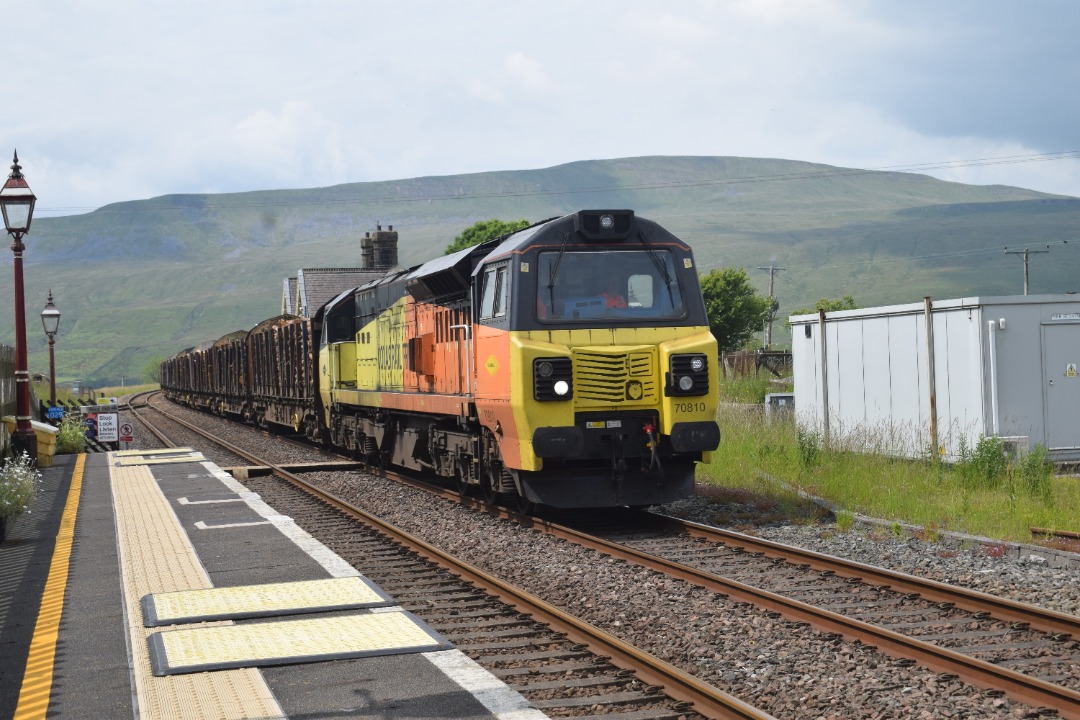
[466,52,560,106]
[8,0,1080,215]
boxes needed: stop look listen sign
[97,413,119,443]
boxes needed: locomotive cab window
[536,250,685,322]
[321,298,357,346]
[480,264,510,320]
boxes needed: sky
[7,0,1080,218]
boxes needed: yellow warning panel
[115,447,195,457]
[142,576,394,627]
[147,610,452,676]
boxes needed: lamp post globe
[41,290,61,406]
[1,151,38,462]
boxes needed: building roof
[294,268,386,318]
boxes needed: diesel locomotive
[162,209,720,510]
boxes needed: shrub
[957,436,1009,488]
[1016,444,1053,503]
[0,451,41,519]
[56,415,88,454]
[796,429,822,469]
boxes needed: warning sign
[119,422,134,442]
[97,413,119,443]
[1068,363,1078,378]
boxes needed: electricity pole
[757,265,786,348]
[1004,245,1049,295]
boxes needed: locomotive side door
[473,261,522,465]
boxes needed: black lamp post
[41,290,60,405]
[1,151,38,462]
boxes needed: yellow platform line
[13,455,85,720]
[109,454,284,718]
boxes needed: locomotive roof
[475,211,687,267]
[474,218,552,265]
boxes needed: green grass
[718,375,793,404]
[699,405,1080,543]
[95,383,158,399]
[30,379,158,410]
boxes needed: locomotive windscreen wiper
[637,230,676,307]
[546,230,570,310]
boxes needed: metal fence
[1,344,44,455]
[720,349,792,379]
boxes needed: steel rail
[146,398,776,720]
[147,395,1080,716]
[519,514,1080,719]
[365,468,1080,717]
[650,514,1080,639]
[124,392,176,448]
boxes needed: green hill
[1,156,1076,387]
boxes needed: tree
[444,219,530,255]
[787,295,858,324]
[699,267,773,353]
[141,355,165,384]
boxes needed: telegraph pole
[757,265,785,348]
[1004,245,1049,295]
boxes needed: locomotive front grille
[572,348,658,406]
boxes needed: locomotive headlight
[667,353,709,397]
[534,356,573,400]
[599,214,615,230]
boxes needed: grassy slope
[1,155,1077,385]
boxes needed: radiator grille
[572,349,657,406]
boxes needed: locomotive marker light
[41,290,61,405]
[1,151,38,461]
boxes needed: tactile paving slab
[142,576,394,627]
[147,610,452,676]
[110,456,284,717]
[115,449,206,466]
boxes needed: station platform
[0,450,547,719]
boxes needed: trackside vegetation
[700,383,1080,544]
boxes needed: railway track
[132,393,1080,718]
[128,393,773,720]
[379,466,1080,717]
[554,514,1080,715]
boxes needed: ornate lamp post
[1,151,38,461]
[41,290,61,405]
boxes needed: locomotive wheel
[454,467,470,496]
[506,469,535,515]
[482,463,501,504]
